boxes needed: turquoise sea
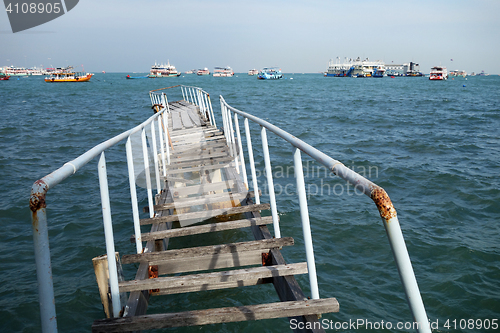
[0,73,499,332]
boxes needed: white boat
[197,68,210,76]
[213,67,234,77]
[248,69,259,76]
[148,61,181,78]
[429,66,448,80]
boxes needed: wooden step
[155,248,269,275]
[169,151,229,163]
[118,262,308,294]
[144,191,250,213]
[162,163,234,176]
[122,237,294,265]
[165,180,243,197]
[139,203,270,225]
[164,156,234,171]
[136,216,274,241]
[92,298,339,332]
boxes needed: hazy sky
[1,0,499,74]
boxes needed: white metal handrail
[218,95,431,333]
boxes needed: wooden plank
[156,249,267,275]
[166,156,234,169]
[171,112,182,130]
[169,151,230,163]
[180,111,194,128]
[144,191,253,212]
[118,262,308,293]
[163,163,233,176]
[166,179,240,197]
[139,203,270,225]
[153,277,268,295]
[187,108,202,126]
[137,216,274,241]
[92,298,339,332]
[121,237,294,264]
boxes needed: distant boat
[0,73,10,80]
[126,75,148,79]
[45,70,93,82]
[257,67,283,80]
[248,69,258,76]
[429,66,448,80]
[102,71,106,74]
[197,68,210,76]
[213,67,234,77]
[148,61,181,78]
[185,70,195,74]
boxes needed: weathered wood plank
[118,262,308,293]
[165,156,234,170]
[171,112,182,130]
[137,216,274,241]
[156,249,267,275]
[92,298,339,332]
[169,151,229,163]
[121,237,294,264]
[139,203,270,225]
[162,163,233,176]
[180,111,194,128]
[166,179,241,197]
[143,190,261,213]
[153,277,269,295]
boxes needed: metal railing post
[293,147,319,299]
[244,118,260,204]
[150,122,161,194]
[126,137,143,254]
[234,113,248,187]
[181,86,186,101]
[163,112,170,166]
[97,152,121,317]
[228,107,239,172]
[157,117,166,177]
[141,128,154,217]
[31,181,58,333]
[261,127,280,238]
[208,94,216,127]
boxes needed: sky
[1,0,499,74]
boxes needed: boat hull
[45,74,93,82]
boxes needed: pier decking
[91,94,339,332]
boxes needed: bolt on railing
[219,95,431,333]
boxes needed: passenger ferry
[248,69,259,76]
[213,66,234,77]
[148,61,181,78]
[325,58,386,77]
[429,66,448,80]
[257,67,283,80]
[197,68,210,75]
[44,71,94,82]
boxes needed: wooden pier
[91,99,339,332]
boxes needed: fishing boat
[248,69,258,76]
[0,73,10,80]
[148,61,181,78]
[197,68,210,75]
[257,67,283,80]
[45,71,93,82]
[429,66,448,80]
[213,66,234,77]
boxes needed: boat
[257,67,283,80]
[448,70,467,77]
[248,69,259,76]
[148,61,181,78]
[2,66,30,76]
[184,70,195,74]
[45,71,93,82]
[196,68,210,75]
[126,75,148,79]
[0,73,10,80]
[325,58,386,77]
[213,66,234,77]
[372,65,386,78]
[429,66,448,80]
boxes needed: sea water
[0,73,499,332]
